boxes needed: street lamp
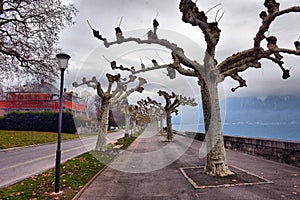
[55,53,70,193]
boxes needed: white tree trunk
[95,102,109,151]
[124,105,130,139]
[159,117,164,135]
[132,120,137,134]
[200,79,233,176]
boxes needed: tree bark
[124,105,130,139]
[159,117,164,135]
[166,110,173,141]
[132,120,137,134]
[200,78,233,176]
[95,101,109,151]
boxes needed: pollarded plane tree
[72,74,146,151]
[148,104,165,134]
[128,104,137,134]
[137,97,165,134]
[91,0,300,176]
[135,99,154,129]
[0,0,77,81]
[158,90,197,141]
[128,103,152,134]
[112,76,146,138]
[128,104,141,134]
[135,104,152,129]
[138,91,197,141]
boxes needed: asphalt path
[0,131,124,188]
[76,129,300,200]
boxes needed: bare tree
[128,104,151,134]
[92,0,300,176]
[73,74,146,151]
[137,97,165,133]
[0,0,77,81]
[138,92,197,141]
[157,90,197,141]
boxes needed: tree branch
[179,0,221,57]
[254,1,300,48]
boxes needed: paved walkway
[74,127,300,200]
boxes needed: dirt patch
[180,165,273,189]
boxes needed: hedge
[0,111,77,133]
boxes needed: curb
[72,146,129,200]
[72,134,138,199]
[72,149,126,200]
[71,162,109,200]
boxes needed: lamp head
[56,53,71,69]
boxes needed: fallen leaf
[291,174,298,177]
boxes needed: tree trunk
[95,101,109,151]
[159,117,164,135]
[166,110,173,141]
[124,105,130,139]
[200,78,233,177]
[154,119,159,132]
[132,119,137,134]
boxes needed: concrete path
[0,131,124,188]
[75,127,300,200]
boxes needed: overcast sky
[58,0,300,102]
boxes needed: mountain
[223,95,300,123]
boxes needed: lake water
[173,122,300,141]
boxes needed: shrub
[0,111,77,133]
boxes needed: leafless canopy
[157,90,197,114]
[0,0,77,81]
[72,74,146,105]
[91,0,300,92]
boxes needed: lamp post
[55,53,70,193]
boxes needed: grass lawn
[0,130,80,150]
[0,135,137,200]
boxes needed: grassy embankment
[0,130,120,150]
[0,130,80,149]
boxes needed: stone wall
[179,131,300,167]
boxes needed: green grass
[0,130,80,150]
[115,135,137,149]
[0,152,108,199]
[0,135,137,200]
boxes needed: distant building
[0,81,85,117]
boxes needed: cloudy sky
[58,0,300,102]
